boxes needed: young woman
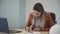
[25,3,54,32]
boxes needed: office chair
[50,12,57,24]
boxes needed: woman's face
[33,10,41,18]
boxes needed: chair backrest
[50,12,57,24]
[0,18,9,33]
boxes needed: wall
[0,0,26,29]
[57,0,60,24]
[26,0,60,24]
[0,0,1,15]
[19,0,26,28]
[0,0,19,30]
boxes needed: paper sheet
[27,31,41,34]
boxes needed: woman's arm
[25,13,33,31]
[48,13,55,28]
[42,13,55,31]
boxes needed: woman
[25,3,54,32]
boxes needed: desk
[0,29,49,34]
[0,32,7,34]
[11,29,49,34]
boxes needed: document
[27,31,41,34]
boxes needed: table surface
[0,29,49,34]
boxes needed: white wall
[19,0,26,28]
[0,0,1,16]
[26,0,60,24]
[0,0,19,30]
[0,0,26,29]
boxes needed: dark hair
[33,3,44,16]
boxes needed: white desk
[11,29,49,34]
[0,29,49,34]
[0,32,7,34]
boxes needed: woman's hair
[33,3,44,16]
[33,3,45,29]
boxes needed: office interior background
[0,0,60,30]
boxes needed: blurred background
[0,0,60,30]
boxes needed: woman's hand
[25,27,30,32]
[34,28,41,31]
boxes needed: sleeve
[43,13,55,31]
[47,13,55,27]
[25,13,33,27]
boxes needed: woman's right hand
[25,27,30,32]
[34,28,41,31]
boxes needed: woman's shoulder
[29,12,34,18]
[45,11,50,15]
[29,12,34,16]
[45,11,51,17]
